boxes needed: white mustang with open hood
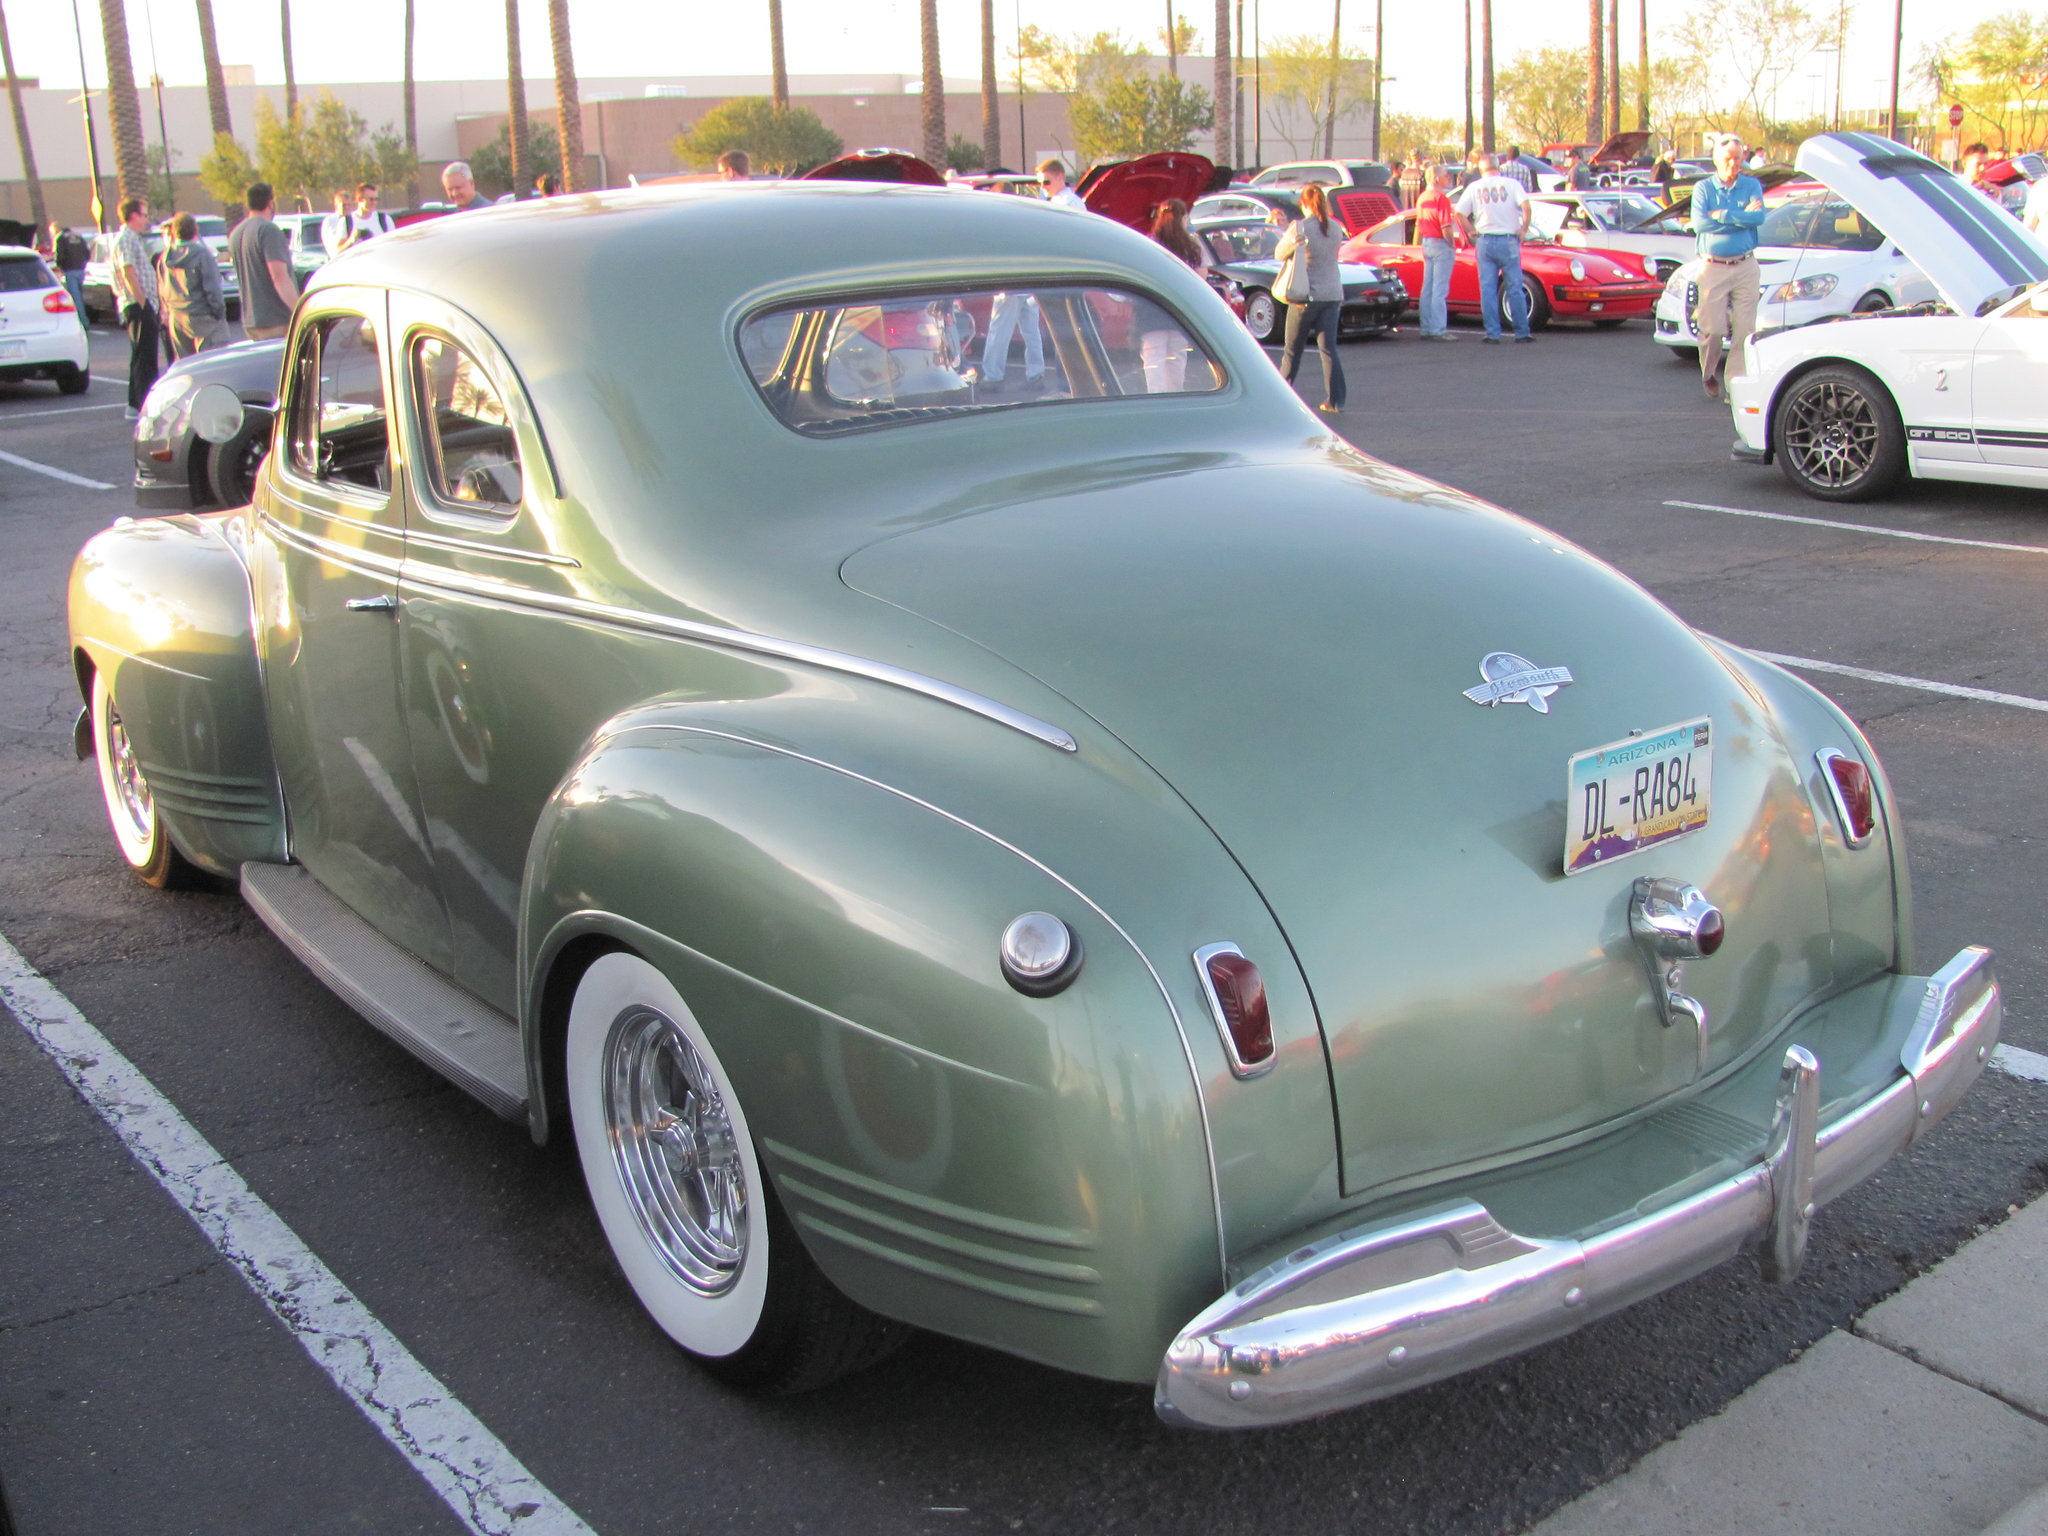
[1728,131,2048,502]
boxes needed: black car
[1193,218,1406,344]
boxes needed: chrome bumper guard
[1156,947,1999,1428]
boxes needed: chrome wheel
[604,1005,748,1295]
[1245,289,1279,344]
[101,697,155,851]
[1782,377,1881,490]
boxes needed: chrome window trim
[274,291,400,515]
[1815,746,1876,847]
[1192,941,1274,1080]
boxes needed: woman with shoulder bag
[1273,184,1347,414]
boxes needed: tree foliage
[1069,73,1213,160]
[1497,46,1588,146]
[946,132,985,171]
[1657,0,1828,145]
[1256,34,1376,158]
[672,97,843,176]
[1011,26,1144,94]
[195,93,417,212]
[1380,112,1460,159]
[472,120,560,196]
[1923,10,2048,150]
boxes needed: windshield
[1581,192,1668,228]
[194,217,227,238]
[1201,224,1284,263]
[1760,198,1886,252]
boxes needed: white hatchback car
[1653,193,1936,360]
[1527,191,1698,281]
[1730,132,2048,500]
[0,245,89,395]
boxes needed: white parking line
[0,447,113,489]
[1666,500,2048,556]
[0,933,596,1536]
[1991,1044,2048,1083]
[90,372,129,384]
[1751,651,2048,714]
[0,401,124,421]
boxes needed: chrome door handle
[344,595,397,614]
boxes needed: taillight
[1817,748,1876,846]
[1195,944,1274,1076]
[44,289,74,313]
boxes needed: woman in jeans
[1273,184,1346,414]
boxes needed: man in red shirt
[1414,165,1460,340]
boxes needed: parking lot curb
[1526,1193,2048,1536]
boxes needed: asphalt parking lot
[1,315,2044,1536]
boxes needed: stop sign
[1949,103,1966,127]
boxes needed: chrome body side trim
[1155,947,2000,1428]
[257,507,1074,752]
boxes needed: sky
[0,0,2008,128]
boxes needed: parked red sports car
[1337,212,1663,329]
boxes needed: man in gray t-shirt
[229,181,299,339]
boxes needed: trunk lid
[1077,152,1219,232]
[842,457,1835,1196]
[1798,131,2048,316]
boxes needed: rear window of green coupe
[738,284,1223,435]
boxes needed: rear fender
[67,511,285,874]
[519,720,1222,1382]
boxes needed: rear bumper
[1156,946,1999,1428]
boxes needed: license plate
[1564,716,1712,875]
[0,340,23,359]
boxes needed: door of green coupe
[252,288,451,972]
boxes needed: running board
[240,862,527,1121]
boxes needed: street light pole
[1370,0,1381,160]
[1887,0,1903,143]
[65,0,104,229]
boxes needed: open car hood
[1797,132,2048,316]
[1077,152,1217,231]
[801,149,947,187]
[1592,130,1652,165]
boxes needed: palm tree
[0,0,45,230]
[194,0,231,145]
[506,0,530,194]
[1586,0,1604,144]
[1213,0,1231,167]
[978,0,999,172]
[549,0,581,190]
[1637,0,1649,132]
[1462,0,1472,154]
[1479,0,1493,152]
[1322,0,1339,157]
[403,0,418,202]
[769,0,788,112]
[96,0,148,204]
[1606,0,1620,137]
[919,0,942,168]
[281,0,296,118]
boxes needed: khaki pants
[243,323,289,341]
[1695,253,1759,384]
[167,312,229,359]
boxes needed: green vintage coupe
[66,182,1998,1427]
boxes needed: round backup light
[999,911,1082,996]
[1695,906,1726,956]
[1817,748,1877,846]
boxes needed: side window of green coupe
[739,285,1223,435]
[409,335,523,510]
[285,312,391,496]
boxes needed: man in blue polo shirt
[1688,135,1768,400]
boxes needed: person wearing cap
[1688,136,1766,400]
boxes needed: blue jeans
[1419,238,1453,335]
[1279,301,1345,408]
[62,269,86,324]
[981,291,1042,381]
[1476,233,1529,339]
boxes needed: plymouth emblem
[1464,651,1574,713]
